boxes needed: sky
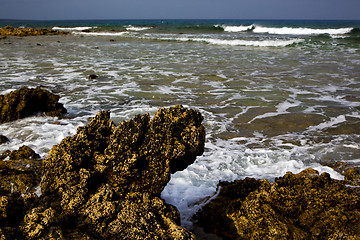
[1,0,359,20]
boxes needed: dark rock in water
[88,74,98,79]
[0,135,9,145]
[196,168,360,240]
[0,87,67,123]
[0,145,42,195]
[0,105,205,239]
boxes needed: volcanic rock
[196,168,360,240]
[0,87,67,123]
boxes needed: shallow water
[1,19,360,228]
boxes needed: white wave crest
[221,24,255,32]
[126,25,153,31]
[72,31,128,36]
[161,36,304,47]
[53,26,96,31]
[253,26,353,35]
[197,38,304,47]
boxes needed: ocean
[1,19,360,228]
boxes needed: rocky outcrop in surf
[0,105,205,239]
[0,26,68,38]
[196,168,360,240]
[0,87,67,124]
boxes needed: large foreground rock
[196,168,360,240]
[0,87,67,123]
[0,105,205,239]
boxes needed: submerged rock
[0,105,205,239]
[0,136,9,145]
[88,74,98,79]
[0,87,67,123]
[196,168,360,240]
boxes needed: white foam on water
[197,38,304,47]
[125,25,153,31]
[72,31,128,36]
[53,26,96,31]
[162,135,345,228]
[155,36,304,47]
[249,99,302,122]
[307,115,347,131]
[253,26,353,36]
[220,24,255,32]
[0,116,86,158]
[0,89,17,95]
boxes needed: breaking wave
[52,26,96,31]
[220,25,354,36]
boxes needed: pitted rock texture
[196,168,360,240]
[0,105,205,239]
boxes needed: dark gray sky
[1,0,359,20]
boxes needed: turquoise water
[1,19,359,228]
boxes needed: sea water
[1,19,360,228]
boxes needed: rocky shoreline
[0,26,68,38]
[0,87,359,239]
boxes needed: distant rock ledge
[0,26,68,38]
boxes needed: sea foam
[125,25,153,31]
[53,26,96,31]
[72,31,128,36]
[221,25,353,36]
[153,35,304,47]
[218,24,255,32]
[253,26,353,35]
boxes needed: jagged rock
[0,146,42,195]
[0,135,9,145]
[13,105,204,239]
[0,87,67,123]
[196,168,360,240]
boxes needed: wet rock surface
[196,168,360,240]
[0,105,205,239]
[0,87,67,123]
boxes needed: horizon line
[1,18,360,22]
